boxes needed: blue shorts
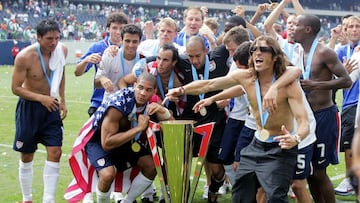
[340,105,357,151]
[235,126,255,162]
[218,118,245,164]
[312,105,340,169]
[13,98,63,153]
[293,144,313,179]
[85,130,151,171]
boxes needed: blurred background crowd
[0,0,359,43]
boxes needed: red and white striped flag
[64,116,140,203]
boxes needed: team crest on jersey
[209,60,216,72]
[16,141,23,149]
[97,158,105,167]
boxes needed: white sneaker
[334,178,355,196]
[82,192,94,203]
[217,183,230,195]
[202,185,209,199]
[112,192,124,202]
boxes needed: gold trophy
[160,120,195,203]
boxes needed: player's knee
[98,167,116,184]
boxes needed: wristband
[157,108,172,121]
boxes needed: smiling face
[250,40,276,73]
[107,22,125,45]
[122,33,140,59]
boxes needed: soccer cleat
[112,192,124,203]
[22,201,33,203]
[141,197,153,203]
[334,178,355,196]
[202,185,209,199]
[217,182,230,195]
[288,188,296,199]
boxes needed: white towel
[49,42,66,98]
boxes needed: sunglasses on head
[249,46,274,55]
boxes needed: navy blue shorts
[312,105,340,169]
[218,118,245,164]
[340,105,357,151]
[13,98,63,153]
[235,125,255,162]
[85,131,151,171]
[293,144,313,179]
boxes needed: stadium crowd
[0,0,356,42]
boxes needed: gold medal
[131,142,141,152]
[259,129,270,141]
[199,107,207,116]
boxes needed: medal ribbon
[36,43,53,87]
[284,42,295,61]
[255,74,276,128]
[191,55,210,100]
[157,70,174,107]
[120,48,140,76]
[131,103,148,141]
[302,38,318,80]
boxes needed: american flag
[64,116,140,202]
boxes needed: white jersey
[277,33,317,148]
[97,51,137,99]
[138,39,185,57]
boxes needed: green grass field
[0,65,357,202]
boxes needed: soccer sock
[19,160,33,202]
[209,173,226,193]
[141,182,154,201]
[124,172,153,202]
[43,160,60,203]
[96,185,111,203]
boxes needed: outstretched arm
[193,85,245,112]
[263,66,301,114]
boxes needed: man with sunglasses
[166,35,309,202]
[293,14,352,203]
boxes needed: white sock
[141,182,154,201]
[43,160,60,203]
[19,160,33,202]
[124,172,153,202]
[96,185,111,203]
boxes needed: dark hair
[249,35,287,79]
[36,20,60,37]
[224,15,247,32]
[223,26,249,46]
[302,14,321,35]
[106,12,128,28]
[121,24,142,40]
[233,41,251,66]
[137,71,156,87]
[187,36,206,51]
[159,44,179,62]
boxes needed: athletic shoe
[335,178,355,196]
[112,192,124,202]
[288,188,296,199]
[22,201,33,203]
[202,185,209,199]
[217,182,230,195]
[82,192,94,203]
[141,197,153,203]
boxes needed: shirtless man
[166,35,309,202]
[293,14,352,203]
[11,19,68,203]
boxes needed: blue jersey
[174,32,210,50]
[77,37,114,108]
[93,88,136,129]
[337,43,359,110]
